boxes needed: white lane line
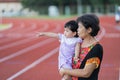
[4,23,61,79]
[105,33,120,38]
[0,23,24,40]
[0,23,50,49]
[25,24,49,37]
[0,23,60,50]
[96,26,106,41]
[0,38,56,63]
[4,23,35,37]
[16,23,37,33]
[3,23,24,33]
[0,23,61,61]
[6,47,59,80]
[119,67,120,80]
[0,37,35,50]
[0,23,49,43]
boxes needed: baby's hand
[73,57,80,64]
[74,57,79,61]
[36,32,43,37]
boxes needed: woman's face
[77,22,89,39]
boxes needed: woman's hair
[76,14,100,36]
[64,20,79,37]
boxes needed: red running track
[0,16,120,80]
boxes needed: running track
[0,16,119,80]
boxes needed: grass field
[0,24,12,30]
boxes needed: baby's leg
[62,74,71,80]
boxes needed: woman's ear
[87,27,92,34]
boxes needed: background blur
[0,0,120,80]
[0,0,120,17]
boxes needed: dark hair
[64,20,79,37]
[76,14,100,36]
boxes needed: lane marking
[0,22,59,42]
[16,23,37,33]
[0,23,48,43]
[0,22,62,79]
[6,47,59,80]
[0,37,35,50]
[0,24,60,50]
[119,67,120,80]
[105,33,120,38]
[0,38,56,63]
[96,26,106,41]
[0,23,61,62]
[2,23,24,33]
[0,23,35,38]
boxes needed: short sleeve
[85,57,100,68]
[77,38,82,43]
[58,33,62,40]
[84,44,103,69]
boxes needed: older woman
[60,14,103,80]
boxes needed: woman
[60,14,103,80]
[115,7,120,25]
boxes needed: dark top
[72,43,103,80]
[78,44,103,80]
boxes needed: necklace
[82,37,97,48]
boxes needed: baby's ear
[73,32,77,36]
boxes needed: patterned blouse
[72,42,103,80]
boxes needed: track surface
[0,16,120,80]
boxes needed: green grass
[0,24,11,30]
[8,15,77,20]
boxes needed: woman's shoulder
[89,43,103,58]
[94,43,103,51]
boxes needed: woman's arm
[36,32,59,38]
[61,44,102,78]
[60,63,96,78]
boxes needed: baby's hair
[64,20,79,37]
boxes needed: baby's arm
[74,42,80,60]
[36,32,59,38]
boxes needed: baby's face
[64,27,76,38]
